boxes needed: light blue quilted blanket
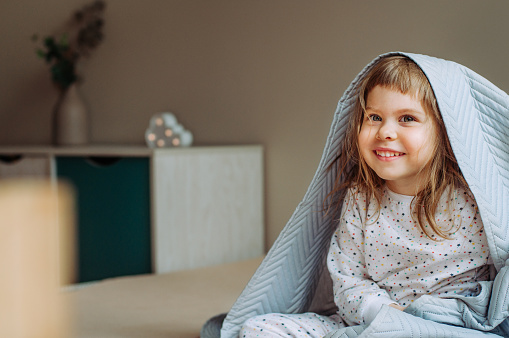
[220,52,509,337]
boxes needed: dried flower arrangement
[32,0,106,91]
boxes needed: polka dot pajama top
[327,186,492,326]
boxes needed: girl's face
[358,85,436,195]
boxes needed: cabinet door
[153,147,264,273]
[56,157,151,282]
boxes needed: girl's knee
[239,314,269,335]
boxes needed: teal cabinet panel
[56,157,151,283]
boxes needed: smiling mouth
[374,150,405,157]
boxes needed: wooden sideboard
[0,145,264,282]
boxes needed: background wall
[1,0,508,249]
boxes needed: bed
[67,256,263,338]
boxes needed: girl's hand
[388,303,406,311]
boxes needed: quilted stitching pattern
[220,52,509,337]
[358,306,501,338]
[322,307,502,338]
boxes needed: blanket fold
[324,305,503,338]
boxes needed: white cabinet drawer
[0,155,51,178]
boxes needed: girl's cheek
[359,128,375,143]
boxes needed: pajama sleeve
[327,189,397,325]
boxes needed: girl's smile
[374,148,405,161]
[358,85,436,195]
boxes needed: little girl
[239,55,493,337]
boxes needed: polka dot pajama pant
[239,312,346,337]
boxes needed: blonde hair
[325,55,468,240]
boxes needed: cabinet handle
[0,155,23,164]
[85,156,121,167]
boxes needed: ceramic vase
[53,83,89,146]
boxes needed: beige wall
[1,0,509,249]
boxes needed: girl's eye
[368,114,382,122]
[400,115,416,122]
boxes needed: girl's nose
[376,123,397,140]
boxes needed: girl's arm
[327,192,398,325]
